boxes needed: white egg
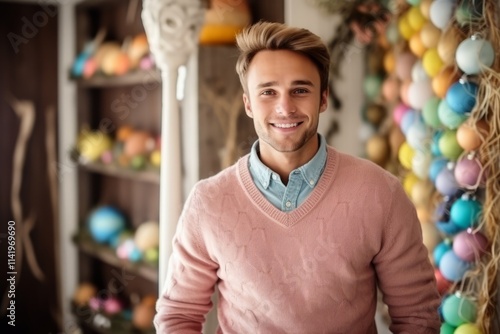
[429,0,455,30]
[411,60,430,82]
[408,80,435,110]
[456,37,495,75]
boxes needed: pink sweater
[155,147,441,333]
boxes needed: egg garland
[437,99,468,130]
[441,293,478,327]
[454,154,484,189]
[450,195,483,230]
[453,229,489,262]
[445,80,479,115]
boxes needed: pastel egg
[433,239,452,266]
[450,197,482,229]
[454,323,482,334]
[445,81,478,114]
[382,76,400,103]
[438,99,468,130]
[398,13,415,40]
[453,230,488,262]
[412,150,432,179]
[422,48,444,77]
[435,166,460,196]
[398,141,415,170]
[409,32,427,57]
[442,293,477,326]
[358,122,376,142]
[456,37,495,75]
[429,0,455,29]
[440,323,456,334]
[439,130,464,161]
[420,21,441,48]
[411,60,429,82]
[403,172,420,195]
[439,250,472,282]
[384,50,396,73]
[437,26,464,64]
[429,157,448,183]
[455,155,483,188]
[436,220,463,236]
[407,121,431,151]
[400,108,419,135]
[421,221,442,251]
[364,74,383,100]
[396,52,417,81]
[420,0,433,19]
[408,6,426,31]
[393,103,411,125]
[456,120,488,151]
[422,96,442,129]
[400,79,412,106]
[389,125,406,159]
[411,179,434,206]
[432,66,461,99]
[408,79,434,110]
[431,130,444,156]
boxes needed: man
[154,21,440,333]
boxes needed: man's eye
[294,88,308,94]
[261,90,274,95]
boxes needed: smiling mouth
[272,122,302,128]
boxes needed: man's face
[243,50,328,158]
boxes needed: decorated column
[141,0,205,288]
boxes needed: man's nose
[275,95,296,115]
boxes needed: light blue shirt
[248,134,327,212]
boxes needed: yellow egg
[398,141,415,170]
[403,172,420,196]
[420,22,441,48]
[422,48,444,77]
[150,149,161,167]
[411,180,434,207]
[398,14,415,40]
[421,221,441,252]
[408,6,426,31]
[409,32,427,57]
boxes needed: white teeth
[274,123,298,128]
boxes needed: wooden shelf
[74,69,161,88]
[80,161,160,184]
[71,303,154,334]
[74,233,158,283]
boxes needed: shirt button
[272,174,278,180]
[263,182,268,187]
[309,180,315,185]
[285,201,291,208]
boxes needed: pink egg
[382,76,400,103]
[396,52,417,81]
[454,156,484,189]
[400,80,412,106]
[453,230,488,262]
[89,296,102,311]
[103,297,123,314]
[393,103,411,125]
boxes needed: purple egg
[455,156,484,189]
[453,230,489,262]
[439,250,472,282]
[435,167,460,197]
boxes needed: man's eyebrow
[255,80,315,89]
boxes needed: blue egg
[445,81,478,114]
[429,157,449,183]
[431,131,444,157]
[88,206,126,244]
[436,220,463,235]
[400,109,420,135]
[433,240,453,266]
[438,99,468,130]
[439,250,472,282]
[450,198,482,229]
[435,168,460,197]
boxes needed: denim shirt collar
[249,134,327,189]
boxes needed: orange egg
[409,32,427,58]
[128,33,149,68]
[114,52,131,76]
[420,0,433,19]
[384,50,396,73]
[124,131,155,157]
[116,125,135,142]
[132,303,156,330]
[420,22,441,49]
[432,66,461,98]
[456,120,489,151]
[382,76,400,103]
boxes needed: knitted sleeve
[154,184,219,334]
[373,175,441,334]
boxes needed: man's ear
[243,93,253,118]
[319,89,328,113]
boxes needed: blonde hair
[235,21,330,94]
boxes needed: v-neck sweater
[155,147,441,334]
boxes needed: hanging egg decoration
[456,36,495,75]
[439,130,464,160]
[429,157,448,183]
[450,195,482,230]
[437,25,465,64]
[429,0,455,29]
[363,74,383,100]
[422,96,443,129]
[445,81,478,114]
[439,250,472,282]
[456,120,488,151]
[438,99,468,130]
[454,155,484,189]
[407,121,432,151]
[432,66,461,99]
[435,164,460,197]
[408,80,434,110]
[441,293,477,327]
[453,229,488,262]
[433,239,453,266]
